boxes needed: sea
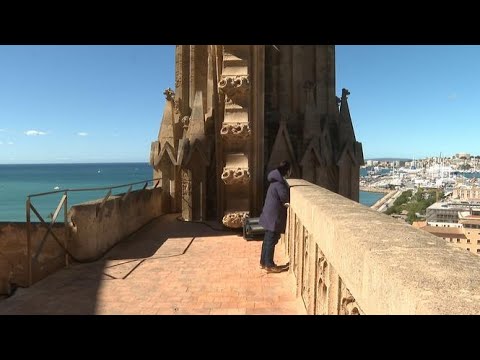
[0,163,382,222]
[359,167,384,206]
[0,163,153,222]
[359,191,384,207]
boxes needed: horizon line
[0,161,150,165]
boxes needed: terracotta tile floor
[0,214,306,315]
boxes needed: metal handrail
[27,178,162,198]
[26,177,161,285]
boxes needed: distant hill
[365,158,413,162]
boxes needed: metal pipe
[28,178,162,198]
[26,197,32,286]
[64,191,69,267]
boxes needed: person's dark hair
[277,160,291,176]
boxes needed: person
[259,160,291,273]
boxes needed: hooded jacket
[259,169,290,233]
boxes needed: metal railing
[25,178,161,286]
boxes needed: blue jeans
[260,230,280,268]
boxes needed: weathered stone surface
[0,222,67,293]
[284,179,480,314]
[68,187,165,261]
[151,45,363,226]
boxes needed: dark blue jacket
[259,169,290,233]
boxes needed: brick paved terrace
[0,214,306,315]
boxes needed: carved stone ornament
[314,248,329,315]
[218,75,249,103]
[163,88,175,101]
[303,80,316,91]
[181,116,190,131]
[222,211,249,228]
[220,122,251,141]
[340,285,360,315]
[182,169,191,194]
[221,168,250,185]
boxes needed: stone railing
[0,223,66,294]
[282,179,480,315]
[67,186,165,261]
[0,186,165,295]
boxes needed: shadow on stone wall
[0,222,66,295]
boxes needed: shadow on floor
[0,213,238,315]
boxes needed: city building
[453,185,480,201]
[456,153,471,160]
[425,201,474,225]
[458,210,480,255]
[422,202,480,255]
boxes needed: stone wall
[68,187,165,261]
[283,179,480,314]
[0,222,66,294]
[0,186,165,295]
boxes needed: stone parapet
[68,187,165,261]
[0,222,66,294]
[0,186,165,295]
[283,179,480,314]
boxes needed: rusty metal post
[64,191,69,267]
[26,197,32,286]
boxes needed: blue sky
[0,45,174,164]
[0,45,479,164]
[336,45,480,159]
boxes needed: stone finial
[163,88,175,101]
[339,87,356,144]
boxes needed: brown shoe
[265,266,286,273]
[260,263,277,269]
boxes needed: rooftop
[421,225,466,239]
[0,214,305,315]
[428,201,480,211]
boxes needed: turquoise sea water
[359,191,384,207]
[0,163,380,222]
[0,163,153,222]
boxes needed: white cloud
[0,129,5,132]
[448,93,457,101]
[0,141,3,145]
[77,132,88,136]
[7,141,13,145]
[25,130,47,136]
